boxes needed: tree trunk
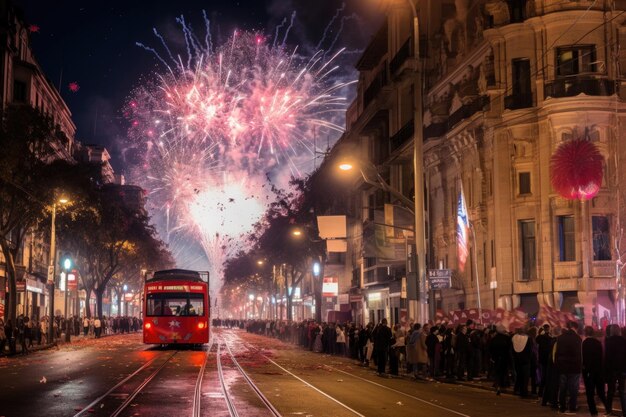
[0,242,17,324]
[116,289,122,317]
[84,287,92,318]
[95,286,105,319]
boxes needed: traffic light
[61,253,73,271]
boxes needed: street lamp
[48,194,70,343]
[337,159,414,213]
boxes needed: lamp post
[401,0,428,326]
[47,195,69,343]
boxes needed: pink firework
[68,82,80,93]
[125,27,351,283]
[28,24,40,33]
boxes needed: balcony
[363,67,388,110]
[544,76,616,99]
[390,119,414,153]
[390,38,412,76]
[504,92,533,110]
[423,122,447,140]
[422,95,490,141]
[364,267,393,285]
[447,95,490,130]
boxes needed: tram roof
[147,269,206,283]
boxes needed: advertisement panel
[322,277,338,297]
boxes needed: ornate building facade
[325,0,626,325]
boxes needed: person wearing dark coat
[536,324,552,397]
[373,318,392,376]
[582,326,606,417]
[489,324,512,395]
[554,321,582,414]
[455,325,470,381]
[604,324,626,416]
[512,327,532,398]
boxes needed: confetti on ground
[39,376,46,383]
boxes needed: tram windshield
[146,292,204,316]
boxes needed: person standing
[335,325,346,356]
[406,323,421,377]
[512,327,532,398]
[455,325,470,381]
[94,317,102,338]
[373,318,392,376]
[604,324,626,416]
[536,324,552,397]
[83,316,89,337]
[581,326,606,417]
[554,321,582,415]
[489,324,512,395]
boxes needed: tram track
[231,333,470,417]
[215,333,283,417]
[72,331,216,417]
[71,349,179,417]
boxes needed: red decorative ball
[550,139,603,200]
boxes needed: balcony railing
[364,267,393,285]
[390,119,414,153]
[390,38,412,75]
[504,92,533,110]
[422,95,490,141]
[363,67,388,109]
[544,76,616,99]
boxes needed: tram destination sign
[427,269,452,290]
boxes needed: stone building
[324,0,626,326]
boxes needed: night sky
[14,0,381,173]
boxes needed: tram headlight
[197,322,205,329]
[145,323,152,330]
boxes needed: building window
[519,220,536,280]
[491,239,495,268]
[519,172,531,195]
[508,0,527,23]
[556,45,596,77]
[592,216,611,261]
[512,58,531,96]
[13,80,27,102]
[557,216,575,261]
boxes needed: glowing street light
[338,163,353,171]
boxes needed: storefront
[17,277,46,320]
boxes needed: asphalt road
[0,329,603,417]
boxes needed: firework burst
[124,15,353,289]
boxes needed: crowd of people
[238,318,626,416]
[0,314,142,355]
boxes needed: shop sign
[427,269,452,290]
[349,295,362,303]
[322,277,338,297]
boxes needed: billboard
[322,277,338,297]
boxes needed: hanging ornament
[550,138,603,200]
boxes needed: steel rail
[228,335,364,416]
[109,350,179,417]
[221,337,283,417]
[71,351,174,417]
[192,331,216,417]
[216,341,239,417]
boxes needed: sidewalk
[1,331,136,357]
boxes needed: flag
[456,183,470,272]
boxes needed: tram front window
[147,293,204,316]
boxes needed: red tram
[143,269,210,345]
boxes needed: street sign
[401,277,407,299]
[428,269,452,290]
[47,265,55,284]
